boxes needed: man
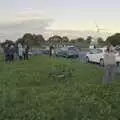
[3,44,9,62]
[107,42,114,51]
[24,45,29,60]
[49,45,54,56]
[103,43,116,84]
[9,45,15,61]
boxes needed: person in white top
[18,43,23,60]
[103,43,116,84]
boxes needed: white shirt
[104,52,116,65]
[18,47,23,56]
[18,44,23,56]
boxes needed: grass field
[0,56,120,120]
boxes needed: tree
[33,34,45,46]
[86,36,92,44]
[17,33,45,46]
[22,33,34,45]
[97,37,104,44]
[106,33,120,46]
[1,40,15,48]
[62,36,69,42]
[70,39,75,43]
[16,38,24,45]
[76,37,84,42]
[48,35,62,43]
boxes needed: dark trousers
[5,54,9,62]
[9,55,14,61]
[24,53,29,60]
[50,50,52,56]
[103,64,116,84]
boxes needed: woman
[103,44,116,84]
[18,43,23,60]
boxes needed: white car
[86,48,120,66]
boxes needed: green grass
[0,56,120,120]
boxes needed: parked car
[28,51,32,56]
[115,46,120,52]
[41,46,50,55]
[55,46,79,58]
[31,50,43,56]
[42,49,50,55]
[86,48,120,66]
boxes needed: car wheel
[75,55,79,58]
[100,59,104,67]
[86,56,90,63]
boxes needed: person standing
[9,45,15,61]
[18,43,23,60]
[49,45,54,56]
[3,44,9,62]
[14,44,18,60]
[94,44,96,49]
[103,44,116,84]
[24,45,29,60]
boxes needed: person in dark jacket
[9,45,15,61]
[3,44,9,62]
[24,45,29,60]
[49,45,54,56]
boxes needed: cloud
[0,9,111,42]
[15,9,47,20]
[0,10,53,41]
[0,19,53,30]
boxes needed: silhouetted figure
[9,45,15,61]
[24,45,29,60]
[49,45,54,56]
[3,44,9,62]
[94,45,96,49]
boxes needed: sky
[0,0,120,41]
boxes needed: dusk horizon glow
[0,0,120,40]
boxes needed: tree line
[1,32,120,48]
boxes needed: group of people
[3,43,30,62]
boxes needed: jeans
[103,64,116,84]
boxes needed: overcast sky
[0,0,120,41]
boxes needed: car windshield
[68,47,78,51]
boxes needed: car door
[88,49,98,62]
[60,47,68,57]
[93,49,104,63]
